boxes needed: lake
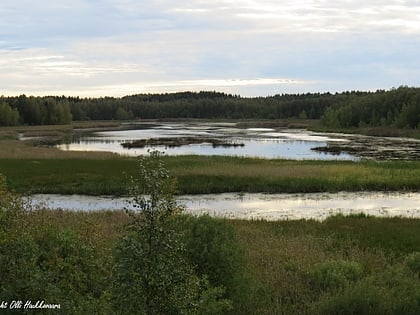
[37,122,420,221]
[30,192,420,221]
[54,122,420,160]
[56,122,358,160]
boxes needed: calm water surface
[31,192,420,221]
[56,122,356,160]
[47,122,420,220]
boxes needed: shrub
[184,216,243,288]
[32,225,110,313]
[405,251,420,278]
[181,215,249,310]
[310,259,364,292]
[313,265,420,315]
[0,174,37,300]
[0,174,111,313]
[113,152,232,314]
[313,279,386,315]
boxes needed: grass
[1,156,419,195]
[229,215,420,314]
[2,122,419,313]
[1,121,419,195]
[0,158,136,195]
[24,209,420,314]
[0,122,122,159]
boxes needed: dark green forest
[1,86,419,129]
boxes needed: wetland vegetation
[121,136,245,149]
[1,156,419,195]
[1,86,420,313]
[1,169,419,314]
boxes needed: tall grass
[1,156,419,195]
[6,204,420,314]
[229,216,420,314]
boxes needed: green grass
[0,158,137,195]
[24,210,419,314]
[0,156,419,195]
[229,215,420,314]
[320,214,420,255]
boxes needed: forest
[0,86,419,129]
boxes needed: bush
[180,215,249,311]
[405,251,420,278]
[313,265,420,315]
[113,152,232,314]
[310,259,364,292]
[0,174,111,313]
[0,174,37,301]
[313,279,386,315]
[183,216,243,290]
[32,225,110,313]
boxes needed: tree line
[0,95,72,126]
[321,86,420,129]
[1,87,419,129]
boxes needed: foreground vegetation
[0,156,419,195]
[1,173,419,314]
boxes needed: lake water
[30,192,420,221]
[56,122,357,160]
[39,122,420,221]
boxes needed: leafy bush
[314,278,389,315]
[33,225,110,313]
[405,251,420,278]
[183,216,243,288]
[113,222,203,314]
[113,152,232,314]
[310,259,364,292]
[312,265,420,315]
[0,174,37,301]
[180,215,249,310]
[0,174,111,313]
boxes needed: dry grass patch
[0,139,119,159]
[0,122,123,159]
[172,158,368,181]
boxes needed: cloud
[164,0,420,34]
[1,0,420,96]
[0,46,309,96]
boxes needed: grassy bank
[0,156,419,195]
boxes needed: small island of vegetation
[121,137,245,149]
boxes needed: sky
[1,0,420,97]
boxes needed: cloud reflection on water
[31,192,420,221]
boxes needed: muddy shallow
[30,192,420,221]
[312,133,420,160]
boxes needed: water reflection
[56,122,357,160]
[31,192,420,221]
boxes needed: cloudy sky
[1,0,420,97]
